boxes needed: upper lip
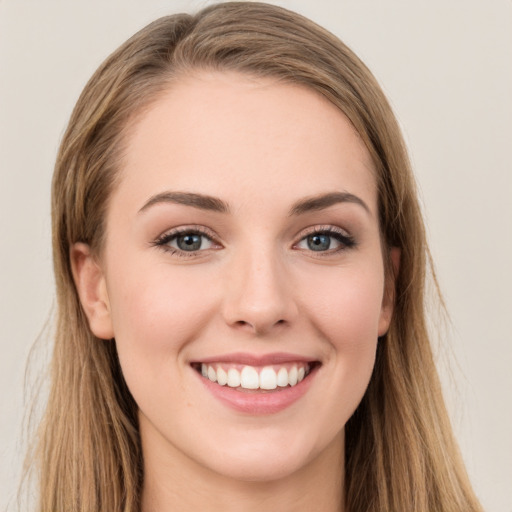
[190,352,318,366]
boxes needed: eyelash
[152,226,220,258]
[152,225,356,258]
[294,225,356,255]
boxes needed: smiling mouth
[191,361,321,392]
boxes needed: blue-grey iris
[307,234,330,251]
[177,234,202,251]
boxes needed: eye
[295,228,355,253]
[153,227,219,256]
[172,232,212,251]
[303,233,334,251]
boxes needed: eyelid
[293,224,356,252]
[151,223,355,258]
[154,225,218,243]
[294,224,352,240]
[152,225,222,256]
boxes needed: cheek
[105,261,218,385]
[109,260,211,335]
[295,262,384,414]
[298,261,385,346]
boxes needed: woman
[29,2,482,511]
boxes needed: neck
[141,430,345,512]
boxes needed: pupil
[178,234,202,251]
[308,234,330,251]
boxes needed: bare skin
[142,428,344,511]
[72,71,396,511]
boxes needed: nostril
[230,318,287,335]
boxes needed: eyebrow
[138,190,370,217]
[289,192,371,216]
[138,191,230,214]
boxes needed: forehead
[114,71,377,215]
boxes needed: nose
[222,247,298,336]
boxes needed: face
[74,71,395,483]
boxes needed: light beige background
[1,1,511,510]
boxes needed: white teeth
[207,366,217,383]
[227,368,241,388]
[217,366,228,386]
[288,366,298,386]
[199,362,312,390]
[259,366,277,390]
[240,366,259,389]
[277,367,289,387]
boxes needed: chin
[193,425,340,484]
[206,449,312,483]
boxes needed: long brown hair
[29,2,482,511]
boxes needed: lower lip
[195,367,318,415]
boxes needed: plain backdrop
[1,1,511,510]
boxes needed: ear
[70,242,114,340]
[378,247,401,337]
